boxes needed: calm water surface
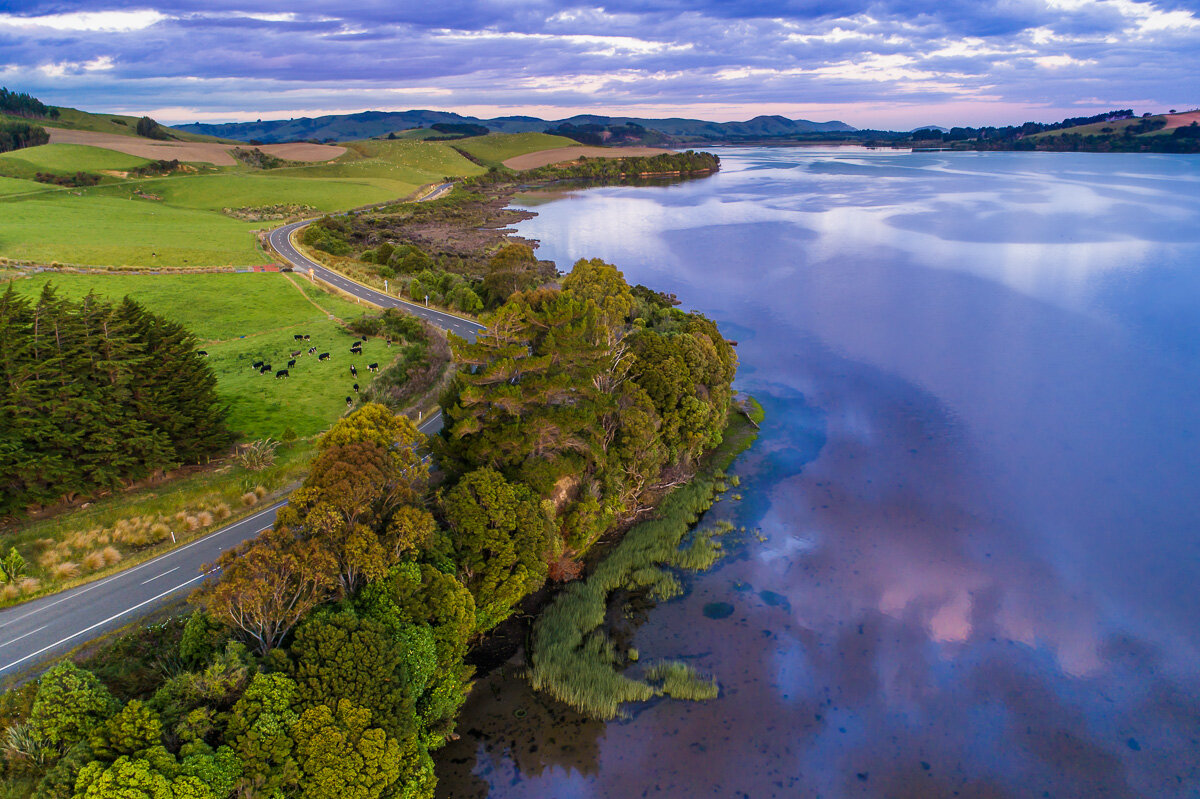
[436,148,1200,798]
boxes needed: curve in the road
[0,183,485,678]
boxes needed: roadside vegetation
[0,239,747,797]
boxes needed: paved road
[0,184,485,678]
[267,184,484,343]
[0,413,447,679]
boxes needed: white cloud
[0,10,165,33]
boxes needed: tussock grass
[529,401,761,720]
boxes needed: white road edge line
[0,573,213,671]
[0,572,211,675]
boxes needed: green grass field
[10,271,384,439]
[0,193,266,266]
[452,132,577,166]
[0,129,572,267]
[0,175,45,197]
[0,142,152,174]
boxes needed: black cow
[361,335,368,342]
[350,345,361,354]
[293,334,304,341]
[287,359,296,368]
[308,347,317,354]
[303,334,311,341]
[368,362,378,372]
[197,350,208,357]
[353,383,359,393]
[252,360,263,369]
[345,396,353,406]
[318,352,330,361]
[350,365,357,377]
[275,369,289,379]
[289,349,302,357]
[259,364,271,374]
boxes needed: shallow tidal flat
[436,148,1200,798]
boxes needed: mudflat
[45,127,346,165]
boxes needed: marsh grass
[528,400,761,720]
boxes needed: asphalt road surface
[0,184,485,678]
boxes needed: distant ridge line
[174,110,857,144]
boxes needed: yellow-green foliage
[528,405,760,719]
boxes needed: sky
[0,1,1198,129]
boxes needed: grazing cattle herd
[241,329,382,411]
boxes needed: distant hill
[174,110,856,144]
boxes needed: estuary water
[436,147,1200,798]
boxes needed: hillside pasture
[451,132,578,166]
[0,142,152,175]
[0,193,266,266]
[9,271,383,439]
[46,127,346,166]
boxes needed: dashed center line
[140,566,179,585]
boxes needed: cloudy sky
[1,0,1197,129]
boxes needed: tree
[27,662,114,748]
[291,699,402,799]
[442,468,551,630]
[197,531,336,654]
[482,243,540,303]
[135,116,168,140]
[562,258,634,327]
[291,613,417,740]
[225,673,299,793]
[89,700,162,761]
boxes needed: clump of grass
[240,492,258,507]
[646,661,719,701]
[82,550,106,572]
[38,549,62,569]
[50,562,80,580]
[100,546,122,566]
[528,405,760,720]
[253,485,267,500]
[1,585,19,602]
[196,510,214,528]
[212,502,232,520]
[18,578,40,594]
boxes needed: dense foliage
[462,150,721,187]
[0,120,49,154]
[0,285,230,518]
[439,258,736,560]
[346,309,451,411]
[0,87,58,120]
[0,191,742,795]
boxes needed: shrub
[213,502,232,520]
[240,492,258,507]
[82,551,106,572]
[253,485,267,500]
[100,547,122,567]
[197,511,214,528]
[234,439,278,472]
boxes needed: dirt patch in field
[502,145,672,170]
[1163,111,1200,130]
[45,128,345,166]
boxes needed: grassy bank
[528,398,763,720]
[0,440,313,608]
